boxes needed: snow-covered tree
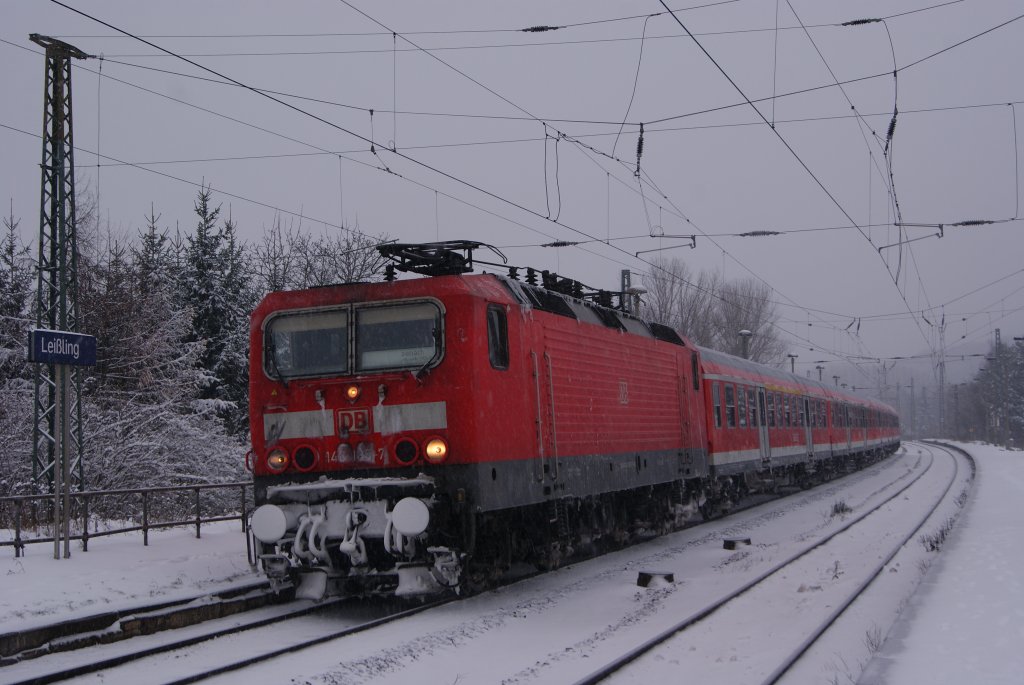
[0,202,32,383]
[181,188,254,435]
[641,257,784,365]
[213,214,254,435]
[710,278,786,364]
[252,216,388,294]
[74,215,246,495]
[0,203,34,497]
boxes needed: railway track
[0,581,275,667]
[196,447,938,684]
[571,441,973,684]
[0,590,447,685]
[3,445,952,684]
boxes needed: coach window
[747,389,757,427]
[486,304,509,370]
[799,398,805,427]
[691,353,700,392]
[725,384,736,428]
[766,392,775,427]
[737,386,748,428]
[712,383,722,429]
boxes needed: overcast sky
[3,0,1023,391]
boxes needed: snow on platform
[0,520,255,634]
[861,441,1024,684]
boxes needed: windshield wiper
[266,338,289,388]
[411,357,433,384]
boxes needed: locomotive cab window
[265,309,349,378]
[487,304,509,370]
[355,301,441,372]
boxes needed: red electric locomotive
[246,241,899,599]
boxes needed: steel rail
[571,444,937,685]
[758,441,973,685]
[3,595,363,685]
[161,598,453,685]
[0,581,270,665]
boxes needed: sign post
[28,329,96,559]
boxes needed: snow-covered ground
[1,520,255,634]
[860,441,1024,684]
[1,441,1020,684]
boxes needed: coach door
[844,404,853,452]
[802,397,813,456]
[756,387,771,463]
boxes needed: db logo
[337,409,370,435]
[619,380,629,405]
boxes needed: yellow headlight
[423,437,448,464]
[346,385,361,401]
[266,448,289,472]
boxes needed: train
[246,241,900,599]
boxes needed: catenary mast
[30,34,91,491]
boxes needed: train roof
[254,262,896,418]
[697,345,897,415]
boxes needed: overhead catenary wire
[22,2,1015,370]
[295,0,866,361]
[53,0,744,40]
[1012,103,1020,219]
[611,14,653,159]
[72,0,963,59]
[655,0,946,355]
[0,120,560,247]
[36,5,877,371]
[6,24,1013,274]
[785,3,899,210]
[16,21,1012,131]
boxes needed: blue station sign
[28,328,97,367]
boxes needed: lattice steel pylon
[30,34,91,492]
